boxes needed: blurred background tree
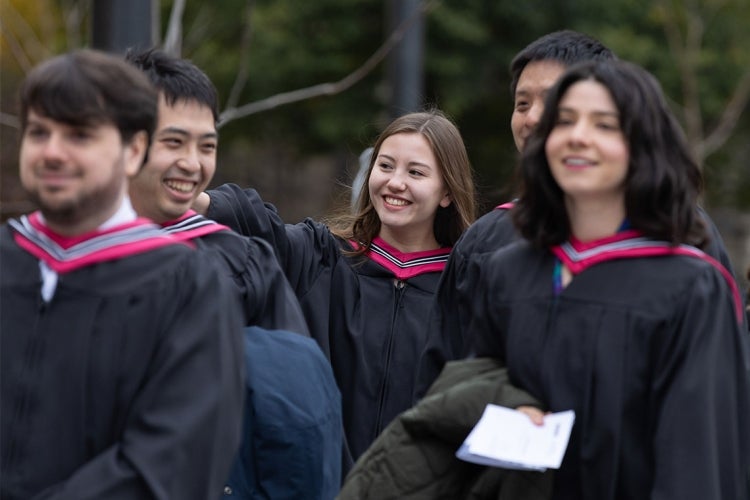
[2,0,748,281]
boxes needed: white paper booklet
[456,404,575,471]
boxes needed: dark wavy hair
[329,109,476,254]
[20,49,157,143]
[513,59,705,248]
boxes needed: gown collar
[352,236,451,280]
[161,210,230,240]
[551,229,744,323]
[9,211,188,274]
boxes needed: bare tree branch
[63,0,84,49]
[658,0,706,165]
[0,17,34,73]
[225,0,256,110]
[0,2,52,71]
[700,67,750,158]
[682,1,705,149]
[183,5,214,52]
[164,0,187,57]
[219,0,438,127]
[1,112,21,129]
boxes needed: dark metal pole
[91,0,158,54]
[386,0,424,120]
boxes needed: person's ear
[439,192,452,208]
[124,131,148,178]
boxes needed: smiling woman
[463,59,750,500]
[367,132,452,253]
[544,79,630,244]
[198,109,477,472]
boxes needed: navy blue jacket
[223,327,342,499]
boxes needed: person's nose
[567,120,590,146]
[386,168,407,191]
[40,132,67,165]
[177,145,201,173]
[525,99,545,131]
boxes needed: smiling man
[126,48,309,333]
[126,49,343,499]
[130,94,218,221]
[0,49,244,500]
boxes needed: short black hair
[509,30,616,98]
[125,47,220,124]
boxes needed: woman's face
[368,132,451,247]
[545,79,629,205]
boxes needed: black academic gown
[0,214,245,500]
[466,232,750,500]
[162,211,309,334]
[414,203,744,399]
[206,183,449,467]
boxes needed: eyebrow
[558,107,620,118]
[515,86,549,97]
[157,126,219,140]
[377,153,433,170]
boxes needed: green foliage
[171,0,384,155]
[2,0,748,213]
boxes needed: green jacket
[337,358,554,500]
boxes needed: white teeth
[164,180,195,193]
[385,196,409,206]
[564,158,592,166]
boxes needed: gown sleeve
[413,210,519,401]
[206,183,340,295]
[235,235,310,335]
[34,252,246,500]
[411,235,469,401]
[649,263,750,499]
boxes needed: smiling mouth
[164,179,197,194]
[563,158,595,167]
[384,196,410,207]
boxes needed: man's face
[19,110,143,235]
[129,95,217,224]
[510,60,566,152]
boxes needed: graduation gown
[466,231,750,500]
[0,213,245,500]
[414,202,745,400]
[162,211,309,334]
[206,183,450,465]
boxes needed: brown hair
[20,49,157,143]
[329,109,476,254]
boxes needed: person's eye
[409,169,425,177]
[597,121,620,131]
[162,137,182,147]
[70,128,94,142]
[25,126,48,139]
[378,162,393,170]
[200,142,217,153]
[514,100,529,111]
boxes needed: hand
[517,405,546,426]
[193,192,210,215]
